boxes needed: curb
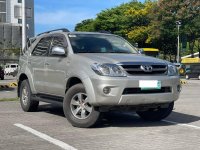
[9,82,18,87]
[180,79,187,85]
[0,85,10,89]
[0,82,18,89]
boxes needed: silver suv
[17,29,180,128]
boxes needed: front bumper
[84,75,180,106]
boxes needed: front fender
[18,65,37,94]
[66,71,97,105]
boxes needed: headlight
[91,63,126,77]
[168,65,178,76]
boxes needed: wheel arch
[18,73,28,97]
[66,77,83,93]
[65,76,96,105]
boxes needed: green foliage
[75,19,95,32]
[152,0,200,58]
[75,1,152,46]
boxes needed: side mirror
[51,46,66,56]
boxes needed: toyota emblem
[140,65,153,72]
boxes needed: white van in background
[4,64,18,75]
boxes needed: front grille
[122,87,171,95]
[121,64,167,75]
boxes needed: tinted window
[32,37,52,56]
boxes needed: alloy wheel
[70,93,93,119]
[22,86,29,106]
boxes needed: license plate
[139,80,161,90]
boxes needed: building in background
[0,0,34,64]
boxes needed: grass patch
[0,97,19,102]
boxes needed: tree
[94,1,145,38]
[126,1,155,46]
[75,1,154,47]
[75,19,95,32]
[151,0,200,58]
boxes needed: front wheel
[20,79,39,112]
[136,102,174,121]
[63,84,100,128]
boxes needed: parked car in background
[4,64,18,75]
[0,66,4,80]
[182,58,200,80]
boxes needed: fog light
[177,85,182,92]
[103,87,111,94]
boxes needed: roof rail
[37,28,70,36]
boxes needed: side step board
[31,94,64,106]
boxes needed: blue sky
[35,0,144,34]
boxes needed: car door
[28,36,52,93]
[44,34,68,96]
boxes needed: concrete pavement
[0,80,200,150]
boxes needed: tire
[0,76,4,80]
[63,84,100,128]
[136,102,174,121]
[19,79,39,112]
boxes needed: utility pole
[176,21,181,63]
[22,0,26,50]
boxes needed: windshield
[68,34,138,54]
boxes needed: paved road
[0,80,200,150]
[0,75,16,84]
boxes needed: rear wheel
[136,102,174,121]
[0,76,4,80]
[20,79,39,112]
[63,84,100,128]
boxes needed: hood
[78,53,168,65]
